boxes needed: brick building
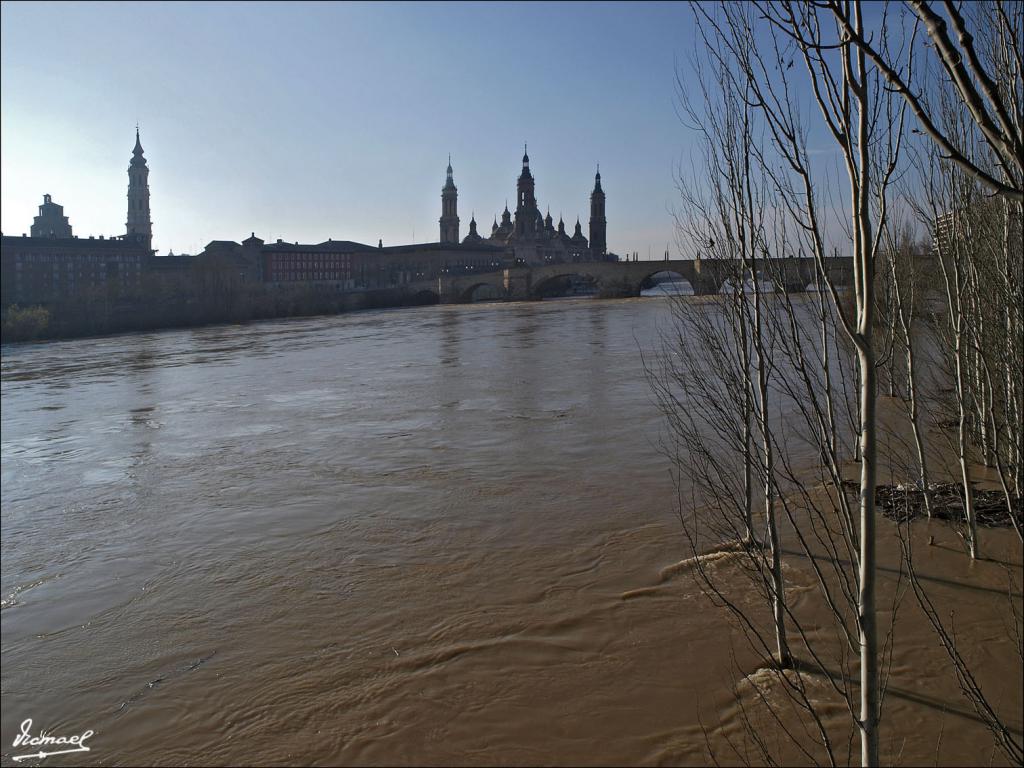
[260,237,374,288]
[1,232,149,307]
[193,235,505,292]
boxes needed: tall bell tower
[126,126,153,251]
[589,164,606,257]
[515,144,538,238]
[440,156,459,243]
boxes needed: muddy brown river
[1,296,1020,766]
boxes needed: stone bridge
[415,257,855,304]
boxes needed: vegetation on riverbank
[1,304,51,342]
[652,2,1023,765]
[0,281,438,344]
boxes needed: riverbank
[0,285,440,344]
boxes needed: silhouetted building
[462,213,484,245]
[211,148,617,295]
[589,165,606,256]
[141,251,197,306]
[30,194,73,238]
[1,232,149,307]
[365,241,505,287]
[440,156,459,243]
[5,131,622,318]
[126,127,153,251]
[200,233,505,291]
[2,131,155,309]
[259,236,376,288]
[454,146,614,264]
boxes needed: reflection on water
[641,279,695,297]
[0,298,692,765]
[1,296,1018,766]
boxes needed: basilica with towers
[2,132,618,315]
[439,146,612,266]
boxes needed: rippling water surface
[1,298,708,765]
[2,296,1019,766]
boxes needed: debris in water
[841,481,1022,528]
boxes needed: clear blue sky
[1,1,716,257]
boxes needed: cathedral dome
[571,217,588,244]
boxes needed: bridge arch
[407,288,440,305]
[530,271,601,300]
[458,280,506,303]
[639,269,694,296]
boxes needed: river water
[1,295,1020,766]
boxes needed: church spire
[439,155,459,242]
[126,125,152,251]
[515,143,537,237]
[443,154,456,191]
[130,125,146,166]
[589,161,607,256]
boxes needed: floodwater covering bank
[0,297,1019,765]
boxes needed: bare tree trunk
[751,233,790,670]
[954,326,979,559]
[737,281,757,545]
[937,215,980,559]
[887,226,933,517]
[847,5,880,760]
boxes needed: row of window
[13,275,135,288]
[17,271,136,281]
[271,271,352,281]
[13,264,142,274]
[270,281,354,290]
[271,255,352,263]
[10,254,142,263]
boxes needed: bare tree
[832,0,1024,201]
[662,2,917,765]
[881,219,935,519]
[658,3,1021,766]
